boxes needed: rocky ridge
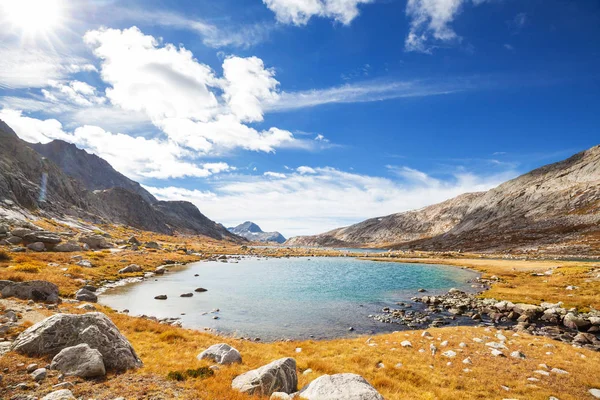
[287,145,600,254]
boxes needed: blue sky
[0,0,599,237]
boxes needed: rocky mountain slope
[287,145,600,254]
[0,119,240,241]
[30,140,156,204]
[228,221,286,243]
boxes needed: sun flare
[1,0,65,36]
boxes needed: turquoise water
[99,257,479,340]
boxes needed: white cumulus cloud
[263,0,373,26]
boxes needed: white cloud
[263,0,373,26]
[222,56,280,123]
[404,0,490,53]
[0,47,96,89]
[264,171,287,178]
[43,80,106,107]
[268,79,464,111]
[83,26,312,154]
[297,166,316,174]
[0,108,232,180]
[0,109,71,143]
[146,166,516,237]
[112,8,274,49]
[84,27,220,122]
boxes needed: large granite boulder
[12,312,142,371]
[232,357,297,396]
[297,373,384,400]
[119,264,142,274]
[41,389,76,400]
[27,242,46,252]
[198,343,242,365]
[50,343,106,378]
[1,280,60,303]
[79,234,111,249]
[10,228,34,238]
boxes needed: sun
[1,0,66,37]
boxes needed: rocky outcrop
[297,373,384,400]
[287,145,600,254]
[228,221,286,244]
[11,312,142,371]
[232,357,297,396]
[198,343,242,365]
[50,343,106,378]
[0,280,60,303]
[78,234,111,249]
[75,288,98,303]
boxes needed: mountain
[228,221,286,243]
[287,145,600,254]
[0,119,241,241]
[30,140,156,204]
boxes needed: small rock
[154,295,167,300]
[510,351,526,359]
[195,287,208,292]
[197,343,242,365]
[31,367,47,381]
[180,293,193,297]
[401,340,412,347]
[26,363,39,373]
[589,389,600,399]
[442,350,456,358]
[41,389,76,400]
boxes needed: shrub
[167,371,185,381]
[167,367,214,381]
[0,250,10,262]
[158,330,187,343]
[185,367,214,379]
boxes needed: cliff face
[0,119,241,241]
[30,140,157,204]
[287,145,600,254]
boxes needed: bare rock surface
[12,312,142,371]
[198,343,242,365]
[50,343,106,378]
[0,280,60,303]
[296,373,384,400]
[232,357,297,396]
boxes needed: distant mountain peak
[228,221,286,243]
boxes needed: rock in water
[11,312,142,371]
[0,280,60,303]
[51,343,106,378]
[41,389,76,400]
[232,357,297,396]
[198,343,242,365]
[297,373,384,400]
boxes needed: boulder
[0,224,8,234]
[11,228,34,238]
[513,303,542,318]
[119,264,142,274]
[232,357,297,396]
[145,241,160,249]
[31,367,47,381]
[54,242,83,252]
[155,266,168,275]
[1,280,60,303]
[41,389,76,400]
[5,236,22,245]
[128,236,141,245]
[50,343,106,378]
[76,260,93,268]
[198,343,242,365]
[563,313,591,331]
[75,289,97,303]
[271,393,292,400]
[297,373,384,400]
[27,242,46,252]
[79,234,111,249]
[11,312,142,371]
[23,232,62,244]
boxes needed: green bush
[166,371,185,381]
[167,367,214,381]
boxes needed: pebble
[534,370,550,376]
[589,389,600,399]
[400,340,412,347]
[303,368,313,375]
[550,368,568,375]
[31,368,46,381]
[442,350,456,358]
[462,357,472,364]
[510,351,526,359]
[26,364,38,373]
[491,349,504,357]
[295,348,302,353]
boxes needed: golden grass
[1,223,600,399]
[3,301,599,400]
